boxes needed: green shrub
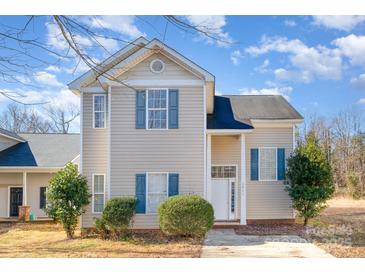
[46,163,90,239]
[158,195,214,238]
[99,197,136,238]
[286,133,334,225]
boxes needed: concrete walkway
[201,229,333,258]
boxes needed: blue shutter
[136,90,146,129]
[168,89,179,129]
[277,148,286,180]
[168,173,179,196]
[135,174,146,213]
[251,149,259,181]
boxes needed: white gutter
[0,133,25,143]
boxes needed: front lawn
[0,223,202,258]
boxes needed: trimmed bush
[99,197,137,238]
[158,195,214,238]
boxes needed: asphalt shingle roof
[207,95,303,129]
[0,133,79,167]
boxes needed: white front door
[211,179,230,220]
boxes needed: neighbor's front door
[9,187,23,217]
[211,179,230,220]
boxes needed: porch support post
[240,134,247,225]
[206,133,212,202]
[22,171,27,205]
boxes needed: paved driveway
[201,229,333,258]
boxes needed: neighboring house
[68,37,303,229]
[0,128,79,218]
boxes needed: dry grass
[0,223,202,258]
[305,198,365,258]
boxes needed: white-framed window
[259,148,277,181]
[211,165,237,178]
[147,89,168,129]
[92,174,105,213]
[146,172,168,213]
[93,94,106,128]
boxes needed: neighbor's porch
[206,132,249,226]
[0,170,55,220]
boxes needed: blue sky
[0,15,365,131]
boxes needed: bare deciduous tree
[0,103,52,133]
[44,103,80,133]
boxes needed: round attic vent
[150,59,165,73]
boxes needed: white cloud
[93,36,119,52]
[0,88,78,107]
[230,50,243,65]
[255,59,270,73]
[34,71,63,87]
[246,36,342,82]
[46,22,92,51]
[312,16,365,31]
[239,86,293,101]
[350,73,365,89]
[357,98,365,105]
[332,34,365,67]
[45,65,61,73]
[284,20,297,27]
[274,68,312,83]
[184,16,233,47]
[86,16,145,39]
[46,23,69,51]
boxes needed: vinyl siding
[0,135,18,151]
[81,93,108,227]
[110,85,204,229]
[27,173,54,217]
[120,53,200,81]
[211,135,241,219]
[245,127,294,219]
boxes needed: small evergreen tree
[286,133,334,225]
[46,163,90,239]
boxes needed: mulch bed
[235,224,305,236]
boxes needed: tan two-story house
[68,37,303,229]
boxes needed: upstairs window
[93,95,106,128]
[147,89,167,129]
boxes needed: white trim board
[104,79,204,87]
[0,133,25,143]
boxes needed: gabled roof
[0,133,79,167]
[207,95,303,129]
[68,37,149,92]
[68,37,215,93]
[0,128,25,143]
